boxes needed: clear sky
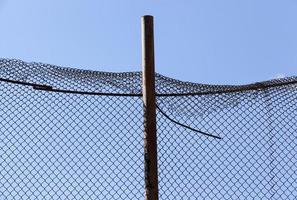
[0,0,296,84]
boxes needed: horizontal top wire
[0,58,296,96]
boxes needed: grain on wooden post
[141,15,159,200]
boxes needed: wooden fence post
[141,15,159,200]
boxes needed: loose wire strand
[156,104,222,139]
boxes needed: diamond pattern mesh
[0,58,296,199]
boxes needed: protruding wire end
[156,104,222,140]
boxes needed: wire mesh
[1,58,297,199]
[157,82,297,200]
[0,59,144,199]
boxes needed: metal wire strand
[156,104,222,139]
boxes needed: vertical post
[142,15,159,200]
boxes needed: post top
[142,15,154,19]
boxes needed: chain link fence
[0,58,297,199]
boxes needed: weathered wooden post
[141,15,159,200]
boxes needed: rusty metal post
[141,15,159,200]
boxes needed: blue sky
[1,1,297,199]
[0,0,296,84]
